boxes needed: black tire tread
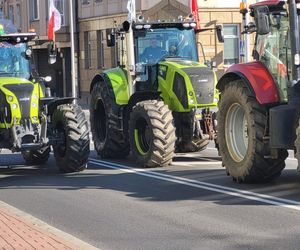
[90,82,129,158]
[22,147,51,165]
[217,80,288,182]
[130,100,176,167]
[53,104,90,173]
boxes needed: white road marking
[89,158,300,211]
[173,161,221,166]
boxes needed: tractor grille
[0,91,11,123]
[3,84,34,119]
[183,67,215,105]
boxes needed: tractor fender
[217,61,280,105]
[47,97,75,116]
[90,73,106,93]
[90,68,129,105]
[123,91,162,129]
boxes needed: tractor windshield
[0,42,30,79]
[255,12,290,101]
[136,28,198,64]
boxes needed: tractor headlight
[12,103,18,109]
[7,95,13,102]
[135,24,143,29]
[32,102,37,108]
[190,22,196,28]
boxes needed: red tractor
[217,0,300,182]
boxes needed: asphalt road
[1,144,300,250]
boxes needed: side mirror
[255,6,270,35]
[216,25,224,43]
[44,76,52,82]
[106,28,116,47]
[24,48,32,60]
[48,42,57,64]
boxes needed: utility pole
[69,0,76,100]
[242,0,251,62]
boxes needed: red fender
[219,61,279,104]
[250,0,283,8]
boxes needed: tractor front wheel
[217,81,288,182]
[90,82,129,158]
[22,146,51,165]
[52,104,90,173]
[129,100,176,167]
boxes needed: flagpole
[69,0,76,100]
[242,0,251,62]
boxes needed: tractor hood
[158,60,218,111]
[0,77,33,85]
[160,59,206,69]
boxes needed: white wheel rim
[225,103,248,162]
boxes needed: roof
[250,0,284,8]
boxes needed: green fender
[90,67,129,105]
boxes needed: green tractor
[0,19,89,172]
[90,17,221,167]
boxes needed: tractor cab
[131,21,199,92]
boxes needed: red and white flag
[48,0,61,41]
[191,0,200,30]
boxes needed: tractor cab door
[254,12,291,102]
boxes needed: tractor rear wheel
[90,82,129,158]
[22,146,51,165]
[52,104,90,173]
[295,120,300,171]
[217,81,288,182]
[129,100,176,167]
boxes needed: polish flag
[48,0,61,41]
[191,0,200,30]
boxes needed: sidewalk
[0,201,98,250]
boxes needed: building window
[0,7,3,19]
[8,5,14,24]
[53,0,65,26]
[223,24,240,66]
[82,0,90,4]
[16,4,21,31]
[84,31,92,69]
[97,30,104,69]
[95,0,103,3]
[29,0,39,21]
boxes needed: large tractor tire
[90,82,129,158]
[22,146,51,165]
[52,104,90,173]
[217,81,288,182]
[295,120,300,171]
[129,100,176,167]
